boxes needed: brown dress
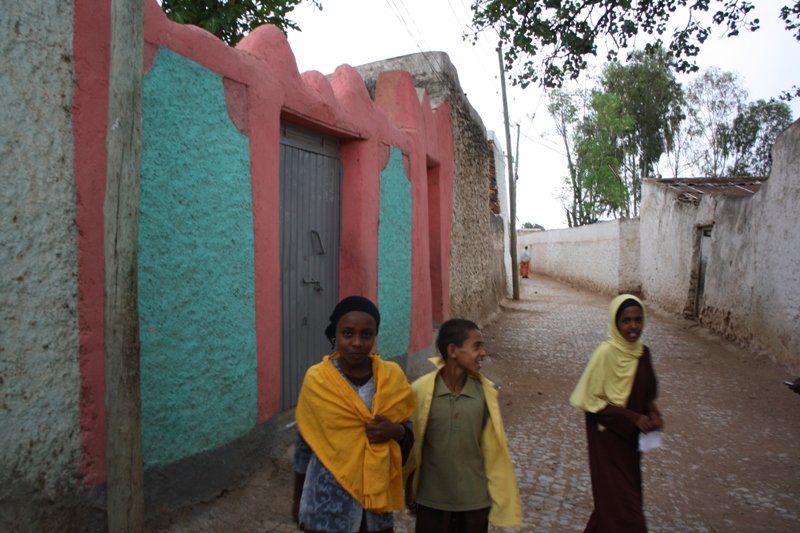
[583,347,658,533]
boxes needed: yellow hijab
[570,294,646,413]
[295,353,415,513]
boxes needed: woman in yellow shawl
[570,295,663,532]
[292,296,415,533]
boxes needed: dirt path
[151,274,800,532]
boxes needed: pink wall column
[73,0,110,487]
[432,102,454,322]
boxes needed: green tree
[161,0,322,46]
[684,67,748,177]
[727,99,793,176]
[573,91,633,220]
[470,0,798,99]
[548,87,631,226]
[599,47,683,214]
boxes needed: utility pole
[104,0,145,530]
[498,47,519,300]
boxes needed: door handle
[302,277,324,292]
[310,229,325,255]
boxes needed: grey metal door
[279,123,342,409]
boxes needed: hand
[636,415,656,434]
[648,403,664,431]
[366,415,402,444]
[405,473,417,516]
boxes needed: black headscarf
[324,295,381,347]
[615,297,643,325]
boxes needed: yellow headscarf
[570,294,646,413]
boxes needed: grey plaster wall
[0,1,84,529]
[356,53,506,325]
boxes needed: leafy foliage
[161,0,322,46]
[470,0,764,89]
[727,99,793,176]
[600,47,683,213]
[684,67,748,177]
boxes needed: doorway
[693,225,713,318]
[279,123,342,409]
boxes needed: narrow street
[152,274,800,532]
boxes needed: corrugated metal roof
[648,177,764,204]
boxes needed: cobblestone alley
[153,274,800,533]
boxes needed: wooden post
[104,0,145,530]
[498,47,520,300]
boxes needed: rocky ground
[150,274,800,532]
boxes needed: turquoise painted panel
[139,48,257,467]
[377,147,412,358]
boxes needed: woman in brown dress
[570,294,663,532]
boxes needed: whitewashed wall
[488,131,512,297]
[518,221,623,295]
[639,185,716,316]
[640,119,800,370]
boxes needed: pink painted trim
[74,0,111,486]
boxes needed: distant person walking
[519,246,530,279]
[570,295,663,532]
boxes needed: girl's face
[335,311,377,374]
[449,329,486,375]
[616,306,644,343]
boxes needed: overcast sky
[286,0,800,230]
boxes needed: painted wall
[355,54,503,328]
[6,0,459,524]
[60,0,456,519]
[746,120,800,371]
[377,147,413,358]
[0,1,87,530]
[139,48,257,467]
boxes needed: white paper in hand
[638,430,663,452]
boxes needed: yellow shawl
[570,294,646,413]
[404,357,522,528]
[295,353,415,513]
